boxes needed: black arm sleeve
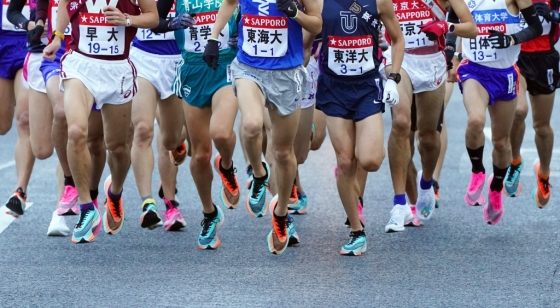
[445,9,458,47]
[511,5,543,44]
[36,0,49,24]
[7,0,30,30]
[151,0,174,33]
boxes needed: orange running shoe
[533,159,551,209]
[267,195,289,255]
[169,140,188,166]
[102,175,125,235]
[213,154,240,209]
[289,184,298,205]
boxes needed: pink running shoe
[483,175,504,225]
[57,185,79,215]
[92,198,102,236]
[405,205,423,227]
[358,199,365,223]
[465,172,486,206]
[163,198,186,231]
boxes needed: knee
[467,114,485,133]
[359,151,384,172]
[105,139,128,157]
[15,109,30,132]
[0,116,13,135]
[273,146,294,166]
[391,113,411,136]
[160,131,181,151]
[53,103,67,124]
[533,122,552,137]
[337,155,356,175]
[87,136,105,156]
[295,149,309,165]
[492,137,509,154]
[242,119,264,139]
[191,145,212,166]
[210,127,234,148]
[133,121,154,145]
[417,130,439,148]
[513,108,528,124]
[67,124,88,147]
[33,145,54,160]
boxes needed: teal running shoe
[287,214,300,246]
[340,230,367,256]
[288,193,308,215]
[72,206,101,244]
[503,158,524,197]
[198,204,224,250]
[245,161,270,217]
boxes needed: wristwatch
[388,73,401,84]
[448,23,456,33]
[454,52,463,61]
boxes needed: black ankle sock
[64,175,75,187]
[90,189,99,201]
[467,146,485,173]
[203,204,217,218]
[490,165,508,192]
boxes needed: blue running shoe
[503,158,524,197]
[287,214,300,246]
[198,204,224,250]
[288,193,308,215]
[340,230,367,256]
[246,161,270,217]
[72,207,101,244]
[245,165,254,189]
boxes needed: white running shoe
[416,170,436,220]
[385,204,414,233]
[47,210,71,237]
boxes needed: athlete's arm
[509,0,543,44]
[103,0,159,29]
[378,0,404,75]
[446,0,477,38]
[303,31,314,67]
[36,0,48,26]
[291,0,322,35]
[209,0,239,40]
[43,0,70,61]
[6,0,33,30]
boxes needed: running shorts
[517,49,560,96]
[40,49,65,84]
[172,59,231,108]
[230,57,307,116]
[302,56,319,109]
[457,60,519,106]
[24,52,47,93]
[0,36,26,79]
[130,47,181,100]
[60,50,138,108]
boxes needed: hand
[419,21,448,41]
[168,13,196,30]
[203,38,220,70]
[276,0,298,18]
[43,38,62,61]
[381,79,399,106]
[27,24,45,46]
[103,6,127,26]
[447,56,460,83]
[488,30,513,49]
[443,44,455,71]
[534,2,560,23]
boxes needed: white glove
[382,79,399,106]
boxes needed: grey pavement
[0,83,559,307]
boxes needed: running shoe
[405,205,423,227]
[246,161,270,217]
[385,204,414,233]
[288,193,308,215]
[163,198,186,231]
[465,171,486,206]
[340,230,367,256]
[287,214,300,246]
[214,154,240,209]
[289,184,298,205]
[5,188,26,218]
[47,210,71,237]
[102,175,125,235]
[72,206,101,243]
[483,175,504,225]
[503,158,524,197]
[57,185,79,216]
[433,180,440,208]
[92,198,102,236]
[416,170,436,220]
[157,181,178,201]
[169,140,188,166]
[267,195,289,255]
[246,165,254,189]
[533,159,551,209]
[198,204,224,249]
[139,198,162,230]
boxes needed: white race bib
[466,23,509,62]
[327,35,375,76]
[78,13,125,56]
[136,1,176,41]
[395,8,434,49]
[51,0,72,35]
[184,11,229,53]
[2,0,29,31]
[241,14,288,58]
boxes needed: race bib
[184,11,229,53]
[2,0,29,31]
[395,4,434,49]
[78,13,125,56]
[136,1,176,41]
[242,14,288,58]
[466,23,509,62]
[51,0,72,35]
[327,35,375,76]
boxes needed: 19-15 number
[87,42,119,54]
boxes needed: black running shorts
[517,49,560,96]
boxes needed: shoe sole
[198,209,224,249]
[103,175,124,235]
[47,228,71,237]
[165,220,186,231]
[72,214,100,243]
[503,183,523,198]
[483,204,504,225]
[532,187,549,209]
[245,194,269,218]
[267,230,289,254]
[340,243,367,256]
[213,154,241,209]
[140,210,162,230]
[57,208,79,216]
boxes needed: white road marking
[0,203,33,235]
[0,160,15,171]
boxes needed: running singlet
[520,0,559,52]
[174,0,237,62]
[67,0,139,60]
[132,0,179,55]
[320,0,382,78]
[462,0,521,68]
[387,0,446,54]
[236,0,304,70]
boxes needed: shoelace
[347,231,364,245]
[251,177,266,199]
[200,216,215,237]
[273,215,287,237]
[110,199,122,218]
[506,164,521,182]
[224,167,238,190]
[75,209,90,229]
[539,177,551,195]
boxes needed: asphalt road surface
[0,83,559,307]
